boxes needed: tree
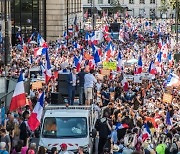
[110,0,123,14]
[158,0,170,14]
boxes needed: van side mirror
[90,129,97,138]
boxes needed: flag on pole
[34,47,47,57]
[117,52,123,71]
[37,34,47,47]
[9,73,26,111]
[45,50,52,84]
[121,75,128,91]
[28,92,44,131]
[165,73,180,87]
[148,61,157,75]
[137,56,143,74]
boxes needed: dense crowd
[0,16,179,154]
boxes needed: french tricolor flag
[45,50,52,84]
[28,32,35,43]
[121,75,128,91]
[142,123,151,141]
[119,28,124,42]
[93,49,100,64]
[37,34,47,47]
[117,52,123,72]
[34,47,47,57]
[115,123,129,130]
[9,73,26,111]
[155,52,162,66]
[76,54,83,72]
[137,56,143,74]
[73,42,82,49]
[91,32,98,45]
[105,42,114,60]
[148,61,157,75]
[166,73,180,87]
[168,52,173,67]
[28,92,44,131]
[158,37,163,49]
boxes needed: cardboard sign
[31,81,43,90]
[162,93,173,103]
[101,69,111,76]
[125,75,134,81]
[134,74,142,83]
[97,74,104,81]
[103,62,117,70]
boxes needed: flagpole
[66,0,69,46]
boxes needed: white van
[39,105,98,153]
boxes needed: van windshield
[42,117,87,138]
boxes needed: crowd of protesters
[0,15,179,154]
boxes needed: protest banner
[103,62,117,70]
[162,93,173,103]
[134,74,142,83]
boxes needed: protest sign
[134,74,142,83]
[32,81,43,90]
[103,62,117,70]
[101,69,111,76]
[162,93,173,103]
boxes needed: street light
[66,0,69,46]
[175,0,179,43]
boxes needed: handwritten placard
[162,93,173,103]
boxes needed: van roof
[44,109,90,118]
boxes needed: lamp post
[175,0,178,43]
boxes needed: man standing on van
[68,67,77,105]
[84,69,97,105]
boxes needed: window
[88,0,92,4]
[150,0,155,4]
[139,0,145,4]
[150,8,155,18]
[108,0,111,4]
[42,117,88,138]
[129,0,134,4]
[98,0,103,4]
[139,8,145,17]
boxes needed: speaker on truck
[51,92,65,104]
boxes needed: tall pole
[92,0,95,31]
[67,0,69,46]
[4,0,9,112]
[175,0,178,43]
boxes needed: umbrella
[30,41,37,44]
[127,58,138,64]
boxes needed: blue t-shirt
[0,150,9,154]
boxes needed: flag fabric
[22,39,27,53]
[84,10,88,19]
[117,52,123,71]
[34,47,47,57]
[166,73,180,87]
[73,42,82,49]
[105,42,114,60]
[119,28,124,42]
[158,37,163,49]
[142,123,151,141]
[28,92,44,131]
[115,123,129,130]
[76,54,83,72]
[63,31,68,40]
[73,56,79,68]
[16,32,22,42]
[28,32,35,43]
[90,32,98,45]
[148,61,157,75]
[9,73,26,111]
[45,50,52,84]
[137,56,143,74]
[168,52,173,67]
[93,49,100,64]
[37,34,47,47]
[121,75,128,91]
[166,111,172,125]
[155,52,162,66]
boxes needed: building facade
[82,0,174,19]
[1,0,82,44]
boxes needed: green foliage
[110,0,123,13]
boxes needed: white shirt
[72,73,76,86]
[84,73,97,89]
